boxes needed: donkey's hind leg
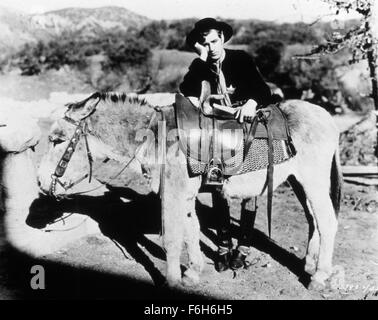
[288,175,319,276]
[299,172,338,290]
[304,199,320,276]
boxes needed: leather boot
[205,158,224,185]
[230,245,250,270]
[213,191,232,272]
[215,246,232,272]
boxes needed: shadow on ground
[2,246,204,300]
[7,185,311,298]
[195,199,310,288]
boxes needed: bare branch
[321,0,371,17]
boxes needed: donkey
[38,92,343,291]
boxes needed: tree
[139,21,167,48]
[254,41,285,80]
[298,0,378,157]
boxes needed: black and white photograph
[0,0,377,302]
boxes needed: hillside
[0,6,36,56]
[0,6,151,54]
[31,6,150,36]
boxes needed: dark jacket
[179,49,273,106]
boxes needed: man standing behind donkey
[179,18,275,272]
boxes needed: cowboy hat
[186,17,233,49]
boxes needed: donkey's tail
[330,147,343,217]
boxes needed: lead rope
[42,215,89,233]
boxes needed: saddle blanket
[187,138,292,176]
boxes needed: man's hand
[188,96,214,115]
[188,96,200,108]
[234,99,257,123]
[194,42,208,61]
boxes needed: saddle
[174,93,295,177]
[175,93,243,163]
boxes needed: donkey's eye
[48,135,65,146]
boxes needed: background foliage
[1,17,369,112]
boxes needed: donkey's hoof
[165,281,182,290]
[308,279,326,292]
[304,264,316,276]
[165,276,182,289]
[182,269,200,287]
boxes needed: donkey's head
[37,92,155,197]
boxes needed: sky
[1,0,360,22]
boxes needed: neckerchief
[209,50,232,106]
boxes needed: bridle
[49,115,94,199]
[48,100,162,200]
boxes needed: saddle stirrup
[204,158,224,186]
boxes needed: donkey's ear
[65,93,101,121]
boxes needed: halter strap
[49,117,93,198]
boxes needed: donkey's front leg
[182,195,204,286]
[162,191,185,287]
[161,145,202,287]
